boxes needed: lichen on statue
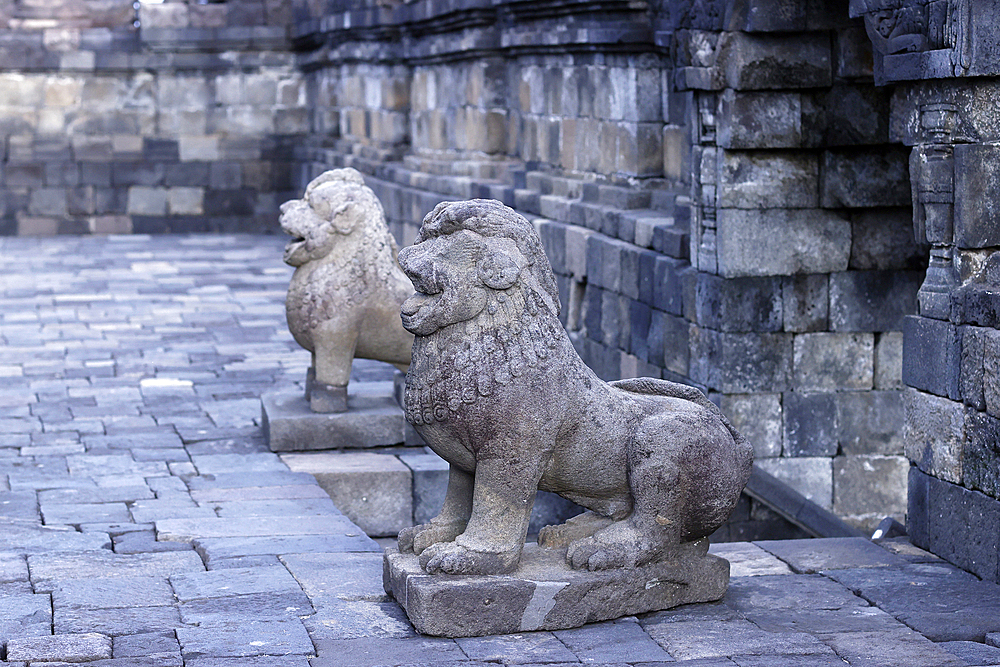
[281,168,414,413]
[396,199,754,576]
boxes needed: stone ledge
[383,540,729,637]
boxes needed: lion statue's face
[398,229,526,336]
[279,169,372,267]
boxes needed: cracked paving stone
[176,619,315,659]
[279,553,387,605]
[0,594,53,642]
[554,618,673,663]
[179,591,314,625]
[112,530,197,554]
[303,600,414,641]
[6,632,112,663]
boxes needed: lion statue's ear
[478,243,523,290]
[331,202,356,234]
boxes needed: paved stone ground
[1,233,999,667]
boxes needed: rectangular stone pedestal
[262,382,407,451]
[383,540,729,637]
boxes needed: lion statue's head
[397,199,560,337]
[280,168,389,267]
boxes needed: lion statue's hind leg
[537,511,614,548]
[566,407,736,571]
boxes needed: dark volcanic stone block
[384,540,729,637]
[902,315,961,400]
[783,392,837,457]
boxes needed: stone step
[280,449,584,539]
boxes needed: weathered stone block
[833,454,908,526]
[695,273,782,332]
[835,390,904,456]
[653,255,687,316]
[690,328,792,393]
[829,270,922,332]
[782,274,828,332]
[720,393,782,458]
[955,144,1000,249]
[850,208,927,271]
[718,90,801,149]
[820,147,911,208]
[804,85,889,148]
[127,186,167,216]
[926,474,1000,583]
[661,313,690,377]
[964,409,1000,500]
[755,456,833,509]
[961,326,986,409]
[720,32,831,90]
[903,388,965,485]
[783,392,837,457]
[793,332,873,392]
[281,451,412,537]
[902,315,961,400]
[384,540,729,637]
[717,208,850,278]
[719,151,818,209]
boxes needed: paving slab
[41,501,132,525]
[190,484,331,503]
[155,515,361,541]
[820,629,967,667]
[6,632,112,663]
[185,471,318,490]
[280,552,388,604]
[723,573,864,613]
[825,563,1000,641]
[54,605,184,636]
[113,631,183,659]
[209,497,341,517]
[754,537,910,573]
[553,618,674,663]
[178,591,314,625]
[176,619,315,659]
[28,551,204,589]
[51,575,175,609]
[708,542,793,577]
[309,637,466,667]
[170,566,305,602]
[193,534,380,563]
[303,600,415,640]
[646,618,837,660]
[939,640,1000,666]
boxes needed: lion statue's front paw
[419,541,520,575]
[397,521,466,555]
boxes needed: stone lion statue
[395,199,754,575]
[281,168,414,412]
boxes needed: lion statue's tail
[610,377,752,468]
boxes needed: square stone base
[262,383,407,452]
[383,540,730,637]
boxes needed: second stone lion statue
[396,199,754,575]
[281,168,414,412]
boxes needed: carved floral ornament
[848,0,970,67]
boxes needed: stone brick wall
[847,0,1000,583]
[0,0,304,235]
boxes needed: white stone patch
[519,580,568,631]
